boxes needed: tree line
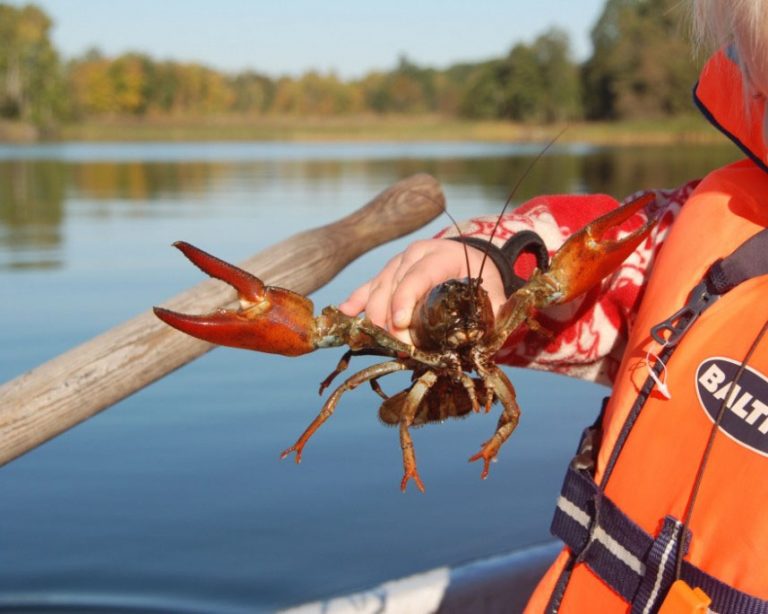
[1,0,699,129]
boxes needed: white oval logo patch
[696,357,768,456]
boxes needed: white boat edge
[280,540,561,614]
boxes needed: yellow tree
[69,51,118,115]
[294,71,363,115]
[270,77,301,114]
[200,69,233,114]
[111,54,148,114]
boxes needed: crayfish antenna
[477,127,566,282]
[442,207,478,316]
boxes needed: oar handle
[0,174,445,466]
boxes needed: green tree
[360,55,434,114]
[143,60,178,113]
[583,0,698,119]
[531,29,582,122]
[502,43,544,121]
[358,71,390,113]
[460,29,581,123]
[437,62,483,116]
[0,3,65,126]
[458,60,506,119]
[230,71,274,114]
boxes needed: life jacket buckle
[658,579,711,614]
[650,281,716,347]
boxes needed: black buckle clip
[650,280,716,347]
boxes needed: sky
[26,0,606,79]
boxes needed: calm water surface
[0,141,739,612]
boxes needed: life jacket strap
[705,228,768,295]
[551,465,768,613]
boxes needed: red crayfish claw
[545,192,658,303]
[153,241,317,356]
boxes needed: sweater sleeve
[436,181,699,386]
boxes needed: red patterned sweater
[436,181,699,386]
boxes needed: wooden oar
[0,173,445,466]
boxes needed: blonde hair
[692,0,768,92]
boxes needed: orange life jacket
[526,49,768,612]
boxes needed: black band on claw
[447,231,549,298]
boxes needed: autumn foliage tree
[1,0,704,129]
[68,51,237,116]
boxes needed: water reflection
[69,161,233,201]
[0,141,740,271]
[0,161,66,270]
[579,144,741,194]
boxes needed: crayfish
[154,192,656,492]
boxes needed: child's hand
[339,239,506,345]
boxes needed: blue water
[0,141,739,611]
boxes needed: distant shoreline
[1,114,725,146]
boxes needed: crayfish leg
[281,360,407,463]
[468,365,521,479]
[318,348,399,396]
[526,316,553,339]
[369,379,389,400]
[399,370,438,493]
[318,349,354,395]
[457,372,482,413]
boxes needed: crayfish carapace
[154,192,656,492]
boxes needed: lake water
[0,140,740,612]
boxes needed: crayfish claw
[468,449,494,480]
[401,468,426,493]
[545,192,658,303]
[580,192,656,248]
[154,242,319,356]
[280,444,304,464]
[153,307,243,345]
[173,241,265,303]
[469,434,502,479]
